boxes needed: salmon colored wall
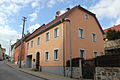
[25,7,104,67]
[26,23,64,66]
[14,42,26,63]
[64,7,104,62]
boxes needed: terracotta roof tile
[104,24,120,32]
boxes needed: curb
[19,70,49,80]
[5,62,49,80]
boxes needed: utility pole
[19,17,27,68]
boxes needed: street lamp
[63,18,73,78]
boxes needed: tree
[106,29,117,40]
[116,31,120,39]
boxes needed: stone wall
[95,67,120,80]
[65,67,81,79]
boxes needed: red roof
[104,24,120,32]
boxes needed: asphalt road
[0,61,44,80]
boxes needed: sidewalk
[5,61,78,80]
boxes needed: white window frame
[93,51,98,57]
[27,43,29,49]
[79,49,85,59]
[84,13,89,19]
[45,51,49,61]
[54,28,59,38]
[31,41,33,48]
[54,48,59,61]
[37,37,40,45]
[78,27,84,39]
[92,33,96,42]
[46,32,50,41]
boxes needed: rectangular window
[78,28,84,39]
[92,33,96,42]
[31,41,33,48]
[27,43,29,49]
[37,37,40,45]
[45,52,49,61]
[46,32,50,41]
[54,49,59,61]
[80,49,85,59]
[94,51,98,57]
[84,13,89,19]
[54,28,59,38]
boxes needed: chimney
[55,11,60,18]
[66,8,70,11]
[56,11,60,16]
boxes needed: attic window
[84,13,89,19]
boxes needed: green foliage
[106,29,120,40]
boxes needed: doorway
[26,54,32,68]
[36,52,40,70]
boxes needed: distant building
[104,24,120,33]
[11,43,16,62]
[104,24,120,55]
[104,39,120,55]
[14,34,30,65]
[0,44,6,60]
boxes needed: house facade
[0,44,6,60]
[25,5,104,75]
[14,34,30,65]
[11,43,16,63]
[14,40,25,65]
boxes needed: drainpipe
[63,18,73,78]
[62,22,66,77]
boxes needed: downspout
[62,22,66,77]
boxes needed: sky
[0,0,120,55]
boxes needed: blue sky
[0,0,120,54]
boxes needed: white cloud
[47,0,56,8]
[47,0,64,8]
[0,2,23,25]
[29,12,38,22]
[90,0,120,19]
[27,24,41,33]
[0,13,8,25]
[31,1,40,8]
[115,18,120,25]
[0,25,21,55]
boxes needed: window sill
[79,37,84,39]
[45,60,48,62]
[54,36,59,38]
[54,59,59,61]
[46,40,50,42]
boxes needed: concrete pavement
[0,61,44,80]
[5,61,78,80]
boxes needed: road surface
[0,61,45,80]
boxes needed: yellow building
[25,5,104,75]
